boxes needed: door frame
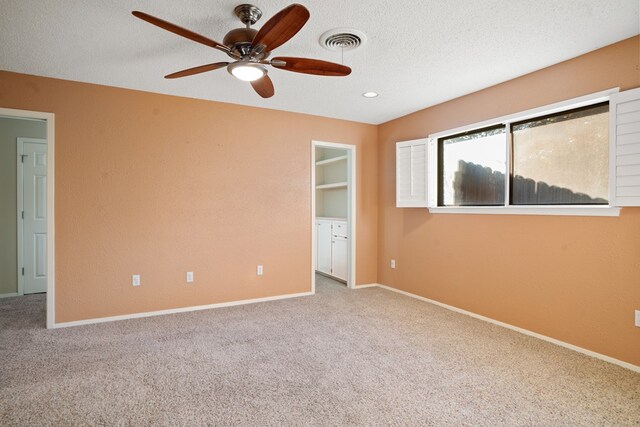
[311,140,356,292]
[1,108,55,328]
[16,137,47,296]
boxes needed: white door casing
[18,138,47,294]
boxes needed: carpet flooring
[1,275,639,426]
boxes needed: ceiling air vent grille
[319,28,367,52]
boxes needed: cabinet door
[332,220,347,237]
[316,220,332,274]
[331,236,348,281]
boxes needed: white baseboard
[53,291,314,328]
[354,283,381,289]
[0,292,18,299]
[376,284,640,373]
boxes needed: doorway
[311,141,356,292]
[0,108,55,328]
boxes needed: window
[511,103,609,205]
[394,88,640,215]
[438,125,506,206]
[435,101,610,208]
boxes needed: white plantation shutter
[396,138,428,207]
[611,88,640,206]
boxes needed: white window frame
[427,88,621,217]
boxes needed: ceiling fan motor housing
[223,27,260,58]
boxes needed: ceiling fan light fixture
[228,61,266,82]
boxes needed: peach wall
[0,71,378,322]
[378,36,640,366]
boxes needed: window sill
[428,206,621,217]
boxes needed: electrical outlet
[635,310,640,327]
[186,272,194,283]
[132,274,141,287]
[257,265,263,276]
[390,259,396,269]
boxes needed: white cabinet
[331,236,348,281]
[315,218,348,282]
[332,220,347,237]
[316,219,332,275]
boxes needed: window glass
[439,126,506,206]
[511,103,609,205]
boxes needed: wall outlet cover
[186,272,194,283]
[391,259,396,269]
[257,265,263,276]
[132,274,141,287]
[635,310,640,327]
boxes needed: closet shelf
[316,182,348,190]
[315,155,347,166]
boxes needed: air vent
[319,28,367,52]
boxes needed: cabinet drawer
[332,220,347,237]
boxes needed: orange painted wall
[0,71,378,322]
[378,36,640,366]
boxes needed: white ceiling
[1,1,638,124]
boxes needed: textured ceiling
[0,0,638,124]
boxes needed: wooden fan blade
[271,57,351,76]
[251,75,275,98]
[132,11,230,54]
[165,62,229,79]
[251,4,309,53]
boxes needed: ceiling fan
[132,3,352,98]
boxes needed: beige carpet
[1,275,638,426]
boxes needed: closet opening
[311,141,356,292]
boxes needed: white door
[20,139,47,294]
[316,220,332,274]
[331,236,348,281]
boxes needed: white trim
[428,206,621,217]
[353,283,380,289]
[429,88,619,140]
[0,292,19,299]
[16,138,47,296]
[609,92,618,207]
[16,140,24,296]
[0,107,55,329]
[311,141,357,292]
[504,124,511,207]
[376,284,640,373]
[53,291,314,328]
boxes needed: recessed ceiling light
[362,92,379,98]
